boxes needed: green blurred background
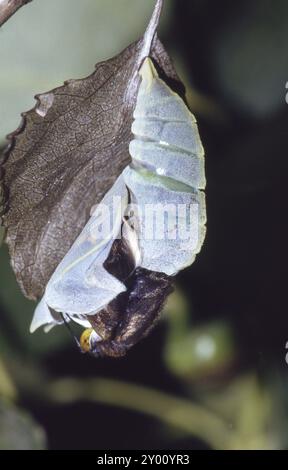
[0,0,288,450]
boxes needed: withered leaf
[1,0,181,300]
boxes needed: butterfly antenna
[60,313,82,352]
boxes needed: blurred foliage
[164,291,236,380]
[0,399,46,450]
[0,358,17,401]
[210,0,288,117]
[0,246,70,355]
[0,0,288,451]
[0,0,172,141]
[200,374,279,450]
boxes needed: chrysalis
[31,58,206,357]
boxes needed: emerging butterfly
[30,57,206,357]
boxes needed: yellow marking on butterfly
[80,328,93,352]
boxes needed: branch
[0,0,33,27]
[6,357,245,449]
[46,378,237,449]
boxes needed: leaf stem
[46,377,237,449]
[7,358,241,448]
[142,0,164,57]
[0,0,33,27]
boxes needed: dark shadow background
[170,0,288,369]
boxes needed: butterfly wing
[30,175,128,331]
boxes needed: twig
[46,377,237,449]
[0,0,33,27]
[6,357,242,449]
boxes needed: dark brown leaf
[1,0,181,300]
